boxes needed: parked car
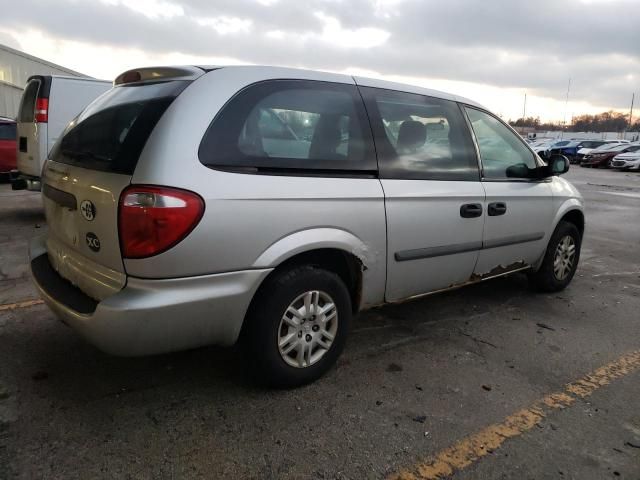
[530,139,554,149]
[12,75,111,191]
[575,140,630,164]
[531,139,558,158]
[610,148,640,170]
[30,66,584,387]
[545,140,584,162]
[581,143,640,168]
[0,116,17,179]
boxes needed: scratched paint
[0,299,44,312]
[390,350,640,480]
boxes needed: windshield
[50,80,189,174]
[600,144,631,153]
[592,143,620,152]
[579,141,604,149]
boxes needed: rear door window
[360,87,479,181]
[50,80,189,175]
[199,80,376,173]
[18,79,41,123]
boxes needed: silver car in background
[30,66,584,386]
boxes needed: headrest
[396,120,426,154]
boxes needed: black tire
[243,265,352,388]
[528,221,581,292]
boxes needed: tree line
[509,111,639,132]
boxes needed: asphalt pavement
[1,167,639,480]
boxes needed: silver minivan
[30,66,584,386]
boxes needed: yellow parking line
[0,299,44,312]
[390,350,640,480]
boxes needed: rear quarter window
[198,80,376,174]
[50,80,189,175]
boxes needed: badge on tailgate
[80,200,96,221]
[86,232,101,252]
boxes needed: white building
[0,44,89,118]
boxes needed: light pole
[629,92,635,137]
[561,78,571,140]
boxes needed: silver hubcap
[553,235,576,280]
[277,290,338,368]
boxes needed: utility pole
[561,78,571,140]
[523,92,527,120]
[629,92,635,130]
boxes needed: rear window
[50,80,189,175]
[0,123,16,140]
[18,79,41,123]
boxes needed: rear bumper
[29,235,272,356]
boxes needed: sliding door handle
[460,203,483,218]
[488,202,507,216]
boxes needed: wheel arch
[532,202,584,271]
[550,196,584,237]
[559,208,585,238]
[238,246,366,345]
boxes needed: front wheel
[528,221,581,292]
[243,265,352,388]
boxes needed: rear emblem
[86,232,101,252]
[80,200,96,221]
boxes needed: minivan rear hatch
[42,77,192,301]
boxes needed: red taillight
[118,186,204,259]
[35,98,48,123]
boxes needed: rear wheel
[243,265,351,388]
[529,221,581,292]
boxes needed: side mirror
[505,163,532,178]
[548,154,570,176]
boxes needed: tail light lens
[119,186,204,259]
[35,98,49,123]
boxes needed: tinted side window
[0,123,16,140]
[360,87,478,181]
[18,79,41,123]
[199,80,376,172]
[465,107,537,179]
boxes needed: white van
[12,75,111,191]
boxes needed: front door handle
[488,202,507,216]
[460,203,483,218]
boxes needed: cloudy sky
[1,0,638,122]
